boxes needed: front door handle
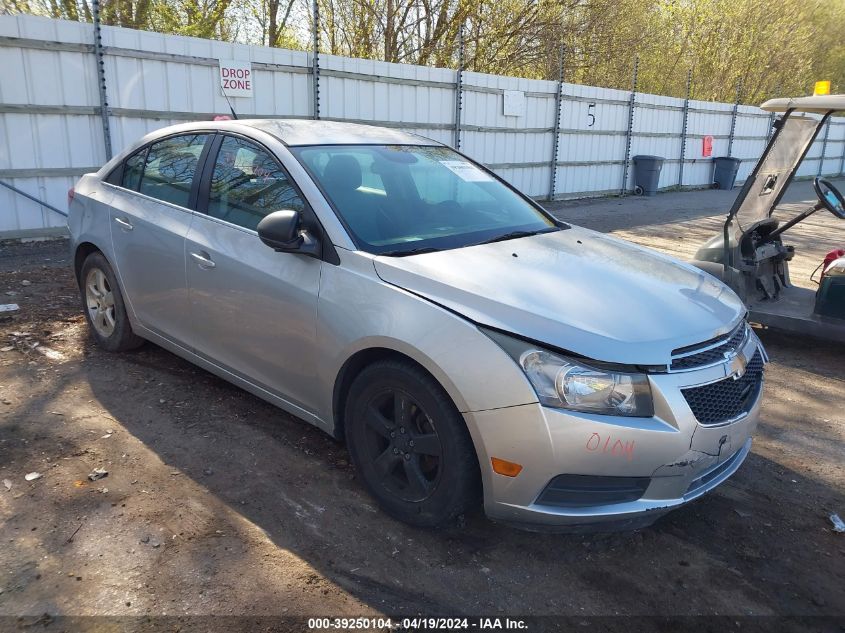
[114,217,133,231]
[190,251,216,269]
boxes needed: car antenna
[221,90,239,120]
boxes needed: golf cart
[692,93,845,342]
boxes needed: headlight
[484,330,654,417]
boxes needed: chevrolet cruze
[68,119,766,530]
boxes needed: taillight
[67,187,75,207]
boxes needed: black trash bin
[713,156,741,190]
[632,155,664,196]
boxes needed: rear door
[107,132,212,345]
[185,133,323,413]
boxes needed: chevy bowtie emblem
[726,351,748,380]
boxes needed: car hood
[373,226,745,366]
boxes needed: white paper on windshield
[439,160,493,182]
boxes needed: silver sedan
[68,119,765,530]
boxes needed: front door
[108,133,210,344]
[185,134,323,414]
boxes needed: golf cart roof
[761,94,845,113]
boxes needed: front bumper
[465,338,764,530]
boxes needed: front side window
[138,134,209,208]
[207,136,306,231]
[292,145,558,255]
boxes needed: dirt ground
[1,184,844,631]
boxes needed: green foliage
[632,0,845,102]
[6,0,845,103]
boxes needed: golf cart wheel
[634,185,644,196]
[712,182,720,189]
[344,359,480,527]
[79,252,144,352]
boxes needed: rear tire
[345,360,480,527]
[79,252,144,352]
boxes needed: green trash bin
[632,155,664,196]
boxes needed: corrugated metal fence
[2,13,844,237]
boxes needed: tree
[6,0,845,101]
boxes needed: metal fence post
[620,56,638,195]
[766,83,780,142]
[678,69,691,188]
[311,0,320,120]
[92,0,112,160]
[727,80,741,158]
[548,45,565,201]
[766,111,777,141]
[818,119,831,177]
[453,26,464,150]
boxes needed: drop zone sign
[219,60,253,98]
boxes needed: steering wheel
[813,177,845,219]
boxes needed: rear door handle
[114,217,133,231]
[190,251,216,269]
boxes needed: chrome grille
[681,351,764,425]
[670,322,748,371]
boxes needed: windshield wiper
[473,227,558,246]
[377,246,442,257]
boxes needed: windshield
[731,113,822,237]
[291,144,559,255]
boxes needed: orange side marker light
[491,457,523,477]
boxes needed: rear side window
[120,149,147,190]
[138,134,209,208]
[206,135,305,231]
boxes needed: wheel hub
[362,389,443,502]
[85,268,116,337]
[390,427,414,456]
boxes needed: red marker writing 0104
[585,432,635,460]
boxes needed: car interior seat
[323,155,382,243]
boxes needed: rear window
[120,149,146,190]
[138,134,209,208]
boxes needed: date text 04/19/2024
[307,617,529,630]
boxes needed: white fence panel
[684,100,732,187]
[823,122,845,175]
[2,14,845,236]
[460,71,557,197]
[555,83,630,196]
[631,93,685,189]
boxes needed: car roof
[97,119,444,179]
[235,119,438,146]
[761,94,845,114]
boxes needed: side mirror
[257,210,319,257]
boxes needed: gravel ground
[0,186,844,631]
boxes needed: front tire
[79,252,144,352]
[345,360,480,527]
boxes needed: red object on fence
[702,135,713,157]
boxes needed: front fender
[314,252,538,433]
